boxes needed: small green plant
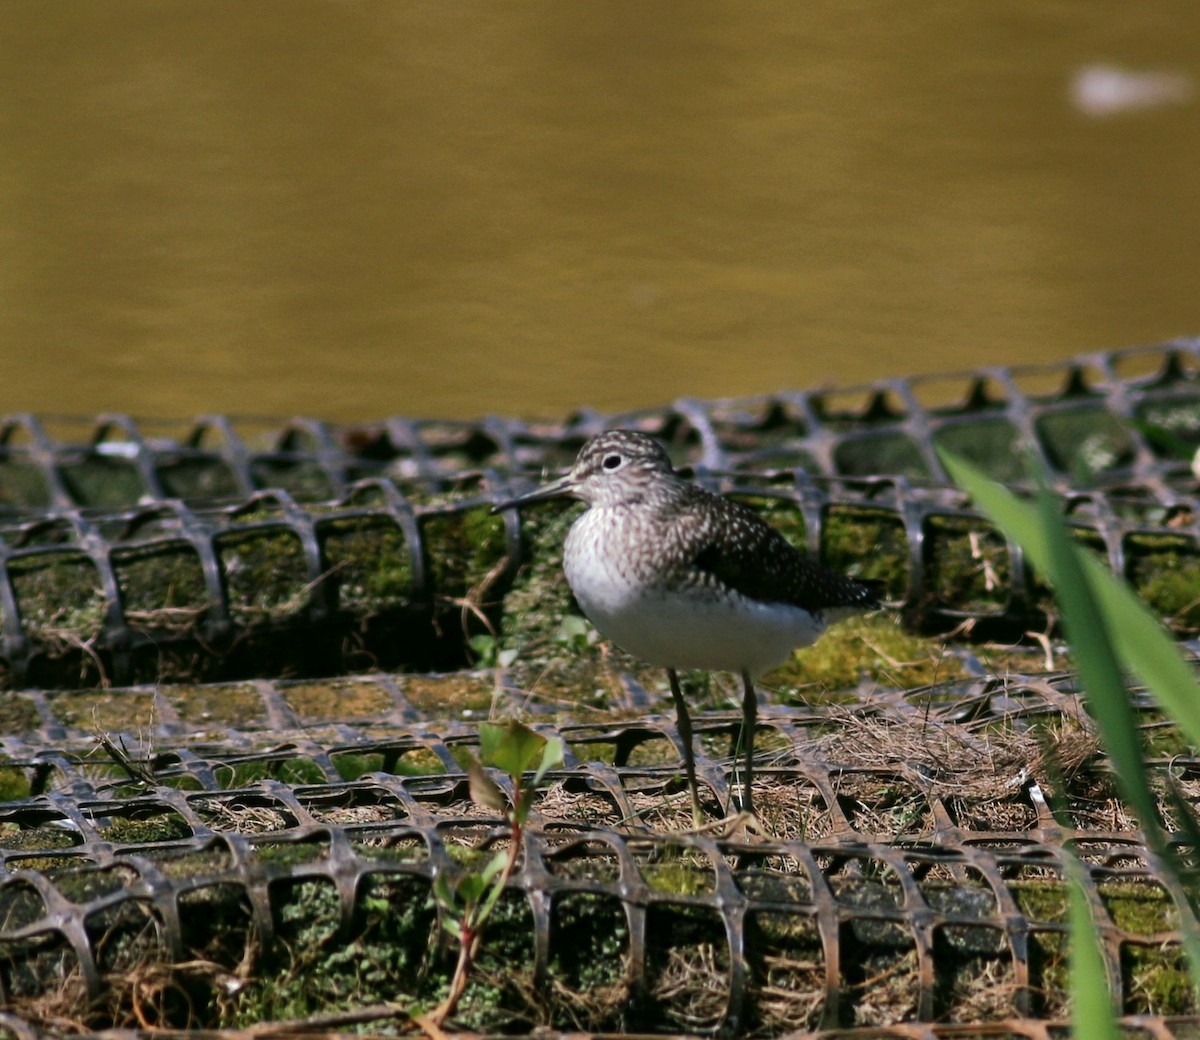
[554,613,598,653]
[466,633,518,669]
[421,719,563,1032]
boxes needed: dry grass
[808,707,1116,834]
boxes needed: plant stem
[425,787,525,1030]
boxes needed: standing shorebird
[492,430,880,825]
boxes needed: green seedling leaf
[1068,867,1120,1040]
[455,872,487,904]
[466,754,507,812]
[442,916,462,940]
[479,849,509,887]
[556,614,595,650]
[468,633,499,667]
[433,873,459,913]
[480,719,547,778]
[531,736,565,788]
[478,857,513,921]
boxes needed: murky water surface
[1,2,1197,421]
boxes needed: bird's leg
[739,670,757,817]
[667,668,704,827]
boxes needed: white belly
[582,584,823,676]
[563,515,824,676]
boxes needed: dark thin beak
[489,473,577,514]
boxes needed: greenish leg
[740,670,757,817]
[667,668,704,827]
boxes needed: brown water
[1,2,1198,422]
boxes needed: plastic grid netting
[2,431,1200,688]
[4,341,1200,514]
[4,343,1200,690]
[0,670,1198,1036]
[3,341,1200,1037]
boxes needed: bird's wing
[666,488,881,613]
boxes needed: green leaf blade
[480,719,548,778]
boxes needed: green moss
[0,694,40,735]
[1123,942,1195,1015]
[212,757,328,789]
[933,419,1025,484]
[924,515,1010,613]
[6,853,89,873]
[100,813,193,845]
[496,502,607,702]
[320,516,414,613]
[0,764,31,801]
[253,840,330,867]
[113,543,209,635]
[154,846,235,879]
[218,527,311,625]
[352,837,428,863]
[403,674,494,717]
[249,458,335,501]
[1136,396,1200,453]
[154,454,241,500]
[59,455,147,507]
[281,678,394,720]
[332,746,446,780]
[46,688,160,733]
[1035,407,1135,481]
[770,614,963,693]
[1007,881,1068,924]
[43,864,140,905]
[421,503,507,602]
[0,825,81,852]
[637,846,716,895]
[1100,881,1177,936]
[8,552,107,646]
[1124,534,1200,631]
[166,683,264,726]
[823,507,910,598]
[968,643,1069,677]
[834,431,931,479]
[546,892,630,1030]
[1141,716,1193,758]
[0,455,53,509]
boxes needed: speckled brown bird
[493,429,880,824]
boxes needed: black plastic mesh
[0,669,1198,1035]
[3,341,1200,1038]
[4,341,1200,690]
[2,340,1200,508]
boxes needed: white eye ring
[602,453,624,470]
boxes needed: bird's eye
[602,453,623,470]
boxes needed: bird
[491,429,881,825]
